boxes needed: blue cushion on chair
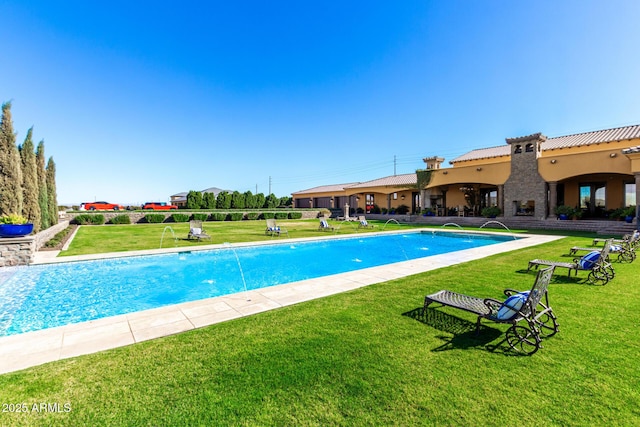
[579,251,600,269]
[496,293,528,320]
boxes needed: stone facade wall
[0,237,35,267]
[503,135,549,218]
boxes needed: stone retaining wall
[0,237,35,266]
[0,220,70,267]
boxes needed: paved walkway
[0,232,562,375]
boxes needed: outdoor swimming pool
[0,231,517,337]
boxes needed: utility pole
[394,155,397,176]
[269,176,272,195]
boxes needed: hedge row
[74,212,305,225]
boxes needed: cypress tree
[46,157,58,226]
[36,140,50,229]
[0,101,24,216]
[202,192,216,209]
[216,191,231,209]
[19,127,41,230]
[186,190,203,209]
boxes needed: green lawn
[60,219,412,256]
[1,222,639,426]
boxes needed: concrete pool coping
[0,230,563,375]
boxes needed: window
[525,143,534,152]
[625,183,636,206]
[514,145,522,154]
[365,194,375,213]
[580,183,606,210]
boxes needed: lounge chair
[528,239,614,285]
[569,240,636,263]
[592,230,639,250]
[187,220,212,241]
[423,265,558,355]
[357,216,375,229]
[265,218,288,237]
[318,218,337,232]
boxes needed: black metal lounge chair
[528,239,614,285]
[423,266,558,355]
[187,220,212,241]
[569,240,636,263]
[592,230,639,249]
[265,218,288,237]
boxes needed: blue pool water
[0,231,515,336]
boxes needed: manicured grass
[59,219,416,256]
[1,228,639,425]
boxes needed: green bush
[228,212,244,221]
[274,212,288,219]
[246,212,260,220]
[481,206,501,218]
[44,226,74,248]
[192,213,209,221]
[109,214,131,224]
[211,213,227,221]
[171,213,190,223]
[74,214,105,225]
[288,212,302,219]
[144,214,165,224]
[395,204,410,215]
[261,212,275,219]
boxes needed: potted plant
[554,205,574,220]
[422,208,435,217]
[481,206,501,218]
[0,214,34,237]
[623,206,636,223]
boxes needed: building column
[497,185,504,217]
[548,181,557,219]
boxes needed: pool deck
[0,231,563,375]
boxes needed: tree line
[186,190,292,210]
[0,101,58,232]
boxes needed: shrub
[396,204,410,214]
[44,226,74,248]
[144,214,165,223]
[0,214,29,224]
[246,212,260,220]
[481,206,501,218]
[274,212,288,219]
[262,212,275,219]
[211,213,227,221]
[228,212,244,221]
[109,214,131,224]
[371,204,381,214]
[192,213,209,221]
[171,213,190,223]
[288,212,302,219]
[74,214,105,225]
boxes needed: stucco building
[292,124,640,220]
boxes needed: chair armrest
[503,288,521,297]
[483,298,502,313]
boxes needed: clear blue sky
[2,1,639,205]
